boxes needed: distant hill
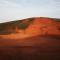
[0,17,60,39]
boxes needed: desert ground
[0,17,60,60]
[0,35,60,60]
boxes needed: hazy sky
[0,0,60,23]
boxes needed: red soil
[0,17,60,39]
[0,17,60,60]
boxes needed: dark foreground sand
[0,35,60,60]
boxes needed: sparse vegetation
[18,23,28,30]
[28,18,34,23]
[17,18,34,30]
[0,19,32,35]
[55,19,60,22]
[0,17,60,35]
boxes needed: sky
[0,0,60,23]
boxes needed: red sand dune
[0,17,60,60]
[0,17,60,39]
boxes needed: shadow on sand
[0,35,60,60]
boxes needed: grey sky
[0,0,60,23]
